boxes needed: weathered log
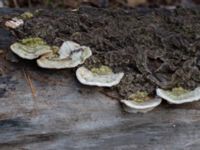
[0,7,200,150]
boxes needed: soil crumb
[10,7,200,99]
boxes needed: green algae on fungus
[21,38,47,47]
[91,65,113,76]
[37,41,92,69]
[170,87,189,97]
[156,87,200,104]
[20,12,34,19]
[76,66,124,87]
[121,91,162,113]
[10,37,51,60]
[128,91,150,103]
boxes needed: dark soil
[7,6,200,99]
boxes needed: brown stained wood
[0,8,200,150]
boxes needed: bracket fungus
[156,87,200,104]
[121,91,162,113]
[76,66,124,87]
[5,17,24,29]
[5,12,33,29]
[37,41,92,69]
[10,38,51,60]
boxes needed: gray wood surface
[0,8,200,150]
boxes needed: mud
[7,7,200,98]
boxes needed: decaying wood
[0,8,200,150]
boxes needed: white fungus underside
[121,98,162,113]
[156,87,200,104]
[76,67,124,87]
[10,43,51,60]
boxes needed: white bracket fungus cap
[5,17,24,29]
[121,92,162,113]
[156,87,200,104]
[10,38,51,60]
[76,66,124,87]
[58,41,81,59]
[37,41,92,69]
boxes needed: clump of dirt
[11,7,200,98]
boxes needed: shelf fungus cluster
[120,87,200,113]
[10,37,200,114]
[121,92,162,113]
[10,38,92,68]
[10,37,126,109]
[37,41,92,69]
[10,38,124,86]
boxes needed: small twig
[23,68,38,116]
[27,73,36,98]
[23,69,36,98]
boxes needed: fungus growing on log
[37,41,92,69]
[156,87,200,104]
[121,91,162,113]
[76,66,124,87]
[10,37,51,60]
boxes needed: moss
[21,38,47,47]
[91,65,113,75]
[128,91,150,103]
[171,87,189,97]
[20,12,33,19]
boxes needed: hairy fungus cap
[37,41,92,69]
[76,66,124,87]
[5,17,24,29]
[10,38,51,60]
[121,91,162,113]
[156,87,200,104]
